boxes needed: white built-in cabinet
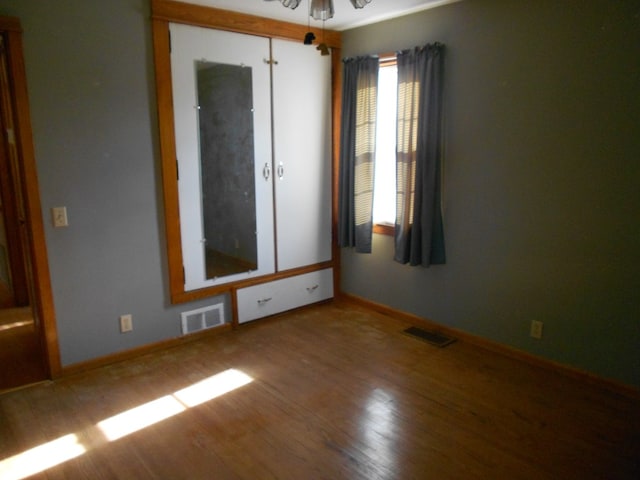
[168,22,333,322]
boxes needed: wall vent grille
[181,303,225,336]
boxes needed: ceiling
[181,0,460,31]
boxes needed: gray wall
[0,0,229,366]
[341,0,640,387]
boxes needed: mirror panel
[197,61,258,279]
[169,23,275,293]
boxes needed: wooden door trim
[0,16,61,377]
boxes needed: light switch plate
[530,320,543,339]
[51,206,68,227]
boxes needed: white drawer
[237,268,333,324]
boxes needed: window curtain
[394,43,446,266]
[337,56,379,253]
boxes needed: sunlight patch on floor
[0,320,33,332]
[0,368,253,480]
[97,395,187,441]
[0,434,86,480]
[174,368,252,407]
[98,368,252,440]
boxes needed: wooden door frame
[0,16,61,378]
[0,37,30,308]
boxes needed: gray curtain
[337,56,379,253]
[394,43,446,266]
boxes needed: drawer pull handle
[257,297,272,305]
[306,285,319,293]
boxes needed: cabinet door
[170,24,275,291]
[271,39,332,271]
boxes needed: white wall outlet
[119,314,133,333]
[51,206,69,227]
[530,320,543,339]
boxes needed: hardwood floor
[0,301,638,479]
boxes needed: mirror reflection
[196,60,258,279]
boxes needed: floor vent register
[403,326,456,347]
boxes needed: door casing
[0,16,61,379]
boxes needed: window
[338,43,445,265]
[372,58,397,235]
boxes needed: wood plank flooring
[0,301,638,479]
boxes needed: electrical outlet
[119,314,133,333]
[530,320,543,339]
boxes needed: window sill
[373,223,394,236]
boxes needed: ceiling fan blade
[263,0,302,9]
[349,0,372,8]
